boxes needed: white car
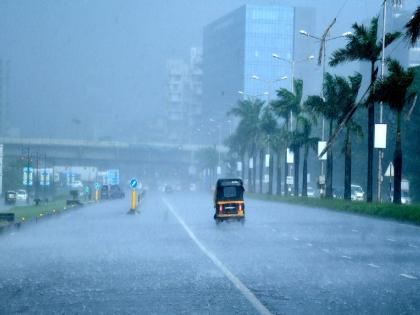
[401,191,412,205]
[16,189,28,201]
[307,186,316,198]
[351,184,365,201]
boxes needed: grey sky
[0,0,416,140]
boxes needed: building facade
[165,47,203,143]
[202,5,316,142]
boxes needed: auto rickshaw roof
[216,178,243,187]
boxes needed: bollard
[95,189,99,202]
[127,188,139,214]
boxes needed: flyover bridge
[0,137,227,178]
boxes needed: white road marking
[400,273,418,280]
[293,237,299,241]
[408,244,418,249]
[341,255,351,260]
[307,243,313,247]
[271,228,277,232]
[367,263,380,268]
[321,248,330,254]
[351,229,359,233]
[386,238,396,242]
[162,198,272,315]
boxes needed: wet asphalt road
[0,191,419,314]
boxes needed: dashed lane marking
[293,237,300,241]
[351,229,359,233]
[400,273,418,280]
[408,244,418,249]
[341,255,351,260]
[307,243,313,247]
[386,238,396,242]
[162,198,273,315]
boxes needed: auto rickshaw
[5,190,17,205]
[213,178,245,223]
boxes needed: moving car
[213,178,245,223]
[5,190,17,205]
[351,184,365,201]
[164,184,173,193]
[16,189,28,201]
[109,185,125,199]
[100,185,109,199]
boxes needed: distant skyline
[0,0,417,141]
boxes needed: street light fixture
[299,26,351,197]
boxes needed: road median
[248,194,420,226]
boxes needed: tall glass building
[202,4,315,140]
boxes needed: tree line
[225,11,420,205]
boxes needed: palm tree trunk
[326,119,334,198]
[268,152,274,195]
[294,146,300,197]
[241,153,246,180]
[344,127,352,200]
[367,61,376,202]
[252,147,257,194]
[259,149,264,194]
[393,111,402,204]
[302,145,308,197]
[284,148,289,196]
[247,152,252,193]
[276,150,282,195]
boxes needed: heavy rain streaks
[1,0,420,314]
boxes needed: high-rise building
[165,47,203,143]
[202,5,316,141]
[0,59,11,137]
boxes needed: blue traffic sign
[95,182,100,190]
[130,178,138,188]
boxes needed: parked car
[307,186,316,198]
[5,190,17,205]
[351,184,365,201]
[401,191,412,205]
[16,189,28,201]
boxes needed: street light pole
[378,0,387,202]
[299,28,352,197]
[272,54,314,195]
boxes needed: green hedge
[248,194,420,225]
[10,199,67,222]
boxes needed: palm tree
[329,16,400,202]
[197,147,219,187]
[269,127,289,196]
[259,108,278,194]
[370,60,415,204]
[305,73,352,198]
[295,116,319,197]
[271,79,304,196]
[406,6,420,45]
[225,129,247,180]
[229,98,265,193]
[333,73,363,200]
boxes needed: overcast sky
[0,0,416,141]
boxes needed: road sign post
[95,183,100,202]
[128,178,138,214]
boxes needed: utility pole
[25,146,31,204]
[35,151,39,204]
